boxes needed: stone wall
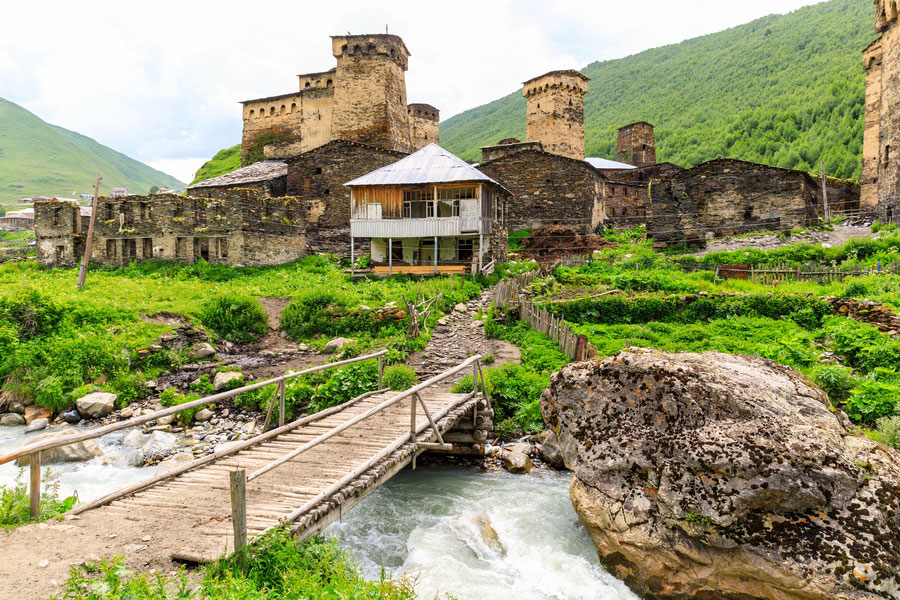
[649,159,821,248]
[810,176,861,216]
[241,88,334,165]
[477,148,604,234]
[862,38,883,212]
[285,140,407,256]
[34,201,84,267]
[523,70,589,160]
[189,177,286,200]
[408,104,439,151]
[615,122,656,167]
[603,181,648,228]
[480,140,543,163]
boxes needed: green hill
[441,0,876,179]
[0,98,184,206]
[190,144,241,185]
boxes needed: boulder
[190,343,216,360]
[193,408,213,422]
[7,402,25,415]
[141,430,178,458]
[60,409,82,424]
[101,447,145,467]
[213,371,243,391]
[24,405,52,425]
[454,303,467,313]
[123,429,148,449]
[542,349,900,600]
[0,413,25,426]
[323,337,354,353]
[537,430,567,470]
[24,418,48,433]
[501,450,533,474]
[16,429,103,465]
[75,392,117,419]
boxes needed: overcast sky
[0,0,828,183]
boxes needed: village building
[0,208,35,230]
[862,0,900,222]
[346,144,509,275]
[649,159,825,248]
[187,160,289,199]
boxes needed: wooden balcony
[350,217,491,239]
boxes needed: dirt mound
[518,226,609,262]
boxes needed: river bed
[326,466,638,600]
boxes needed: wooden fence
[493,272,593,361]
[683,261,900,284]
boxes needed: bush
[383,365,417,391]
[159,388,204,425]
[844,379,900,423]
[280,290,404,339]
[309,362,378,412]
[199,294,268,345]
[0,470,77,529]
[876,415,900,450]
[813,365,857,404]
[453,362,547,438]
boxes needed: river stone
[7,402,25,415]
[16,429,103,465]
[24,418,48,433]
[213,371,243,391]
[193,408,213,422]
[542,349,900,600]
[0,413,25,426]
[501,450,533,475]
[190,343,216,360]
[122,430,148,448]
[75,392,117,419]
[536,430,567,470]
[24,405,52,425]
[101,447,144,467]
[323,337,354,353]
[60,409,82,424]
[141,430,178,457]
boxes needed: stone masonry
[615,122,656,167]
[408,104,439,151]
[33,201,85,268]
[523,70,590,161]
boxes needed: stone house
[186,160,288,199]
[0,208,35,230]
[33,201,85,267]
[649,159,823,249]
[346,144,509,275]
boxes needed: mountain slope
[440,0,876,179]
[191,144,241,186]
[0,98,184,205]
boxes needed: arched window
[249,110,255,118]
[326,79,333,87]
[305,82,311,88]
[280,104,285,113]
[291,103,297,112]
[270,106,275,115]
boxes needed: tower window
[305,82,311,88]
[315,167,323,174]
[886,145,892,166]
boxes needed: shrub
[813,365,857,404]
[281,290,395,339]
[383,365,417,391]
[199,294,268,345]
[110,371,150,406]
[453,362,548,437]
[0,470,77,529]
[159,388,204,425]
[308,362,378,412]
[876,415,900,450]
[844,379,900,423]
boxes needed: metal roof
[344,144,502,187]
[585,157,637,170]
[188,160,287,189]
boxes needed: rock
[537,430,566,470]
[60,409,82,425]
[470,513,506,556]
[0,413,25,426]
[25,418,48,433]
[75,392,117,419]
[157,414,176,426]
[16,430,103,465]
[323,337,354,353]
[101,447,145,467]
[141,430,178,457]
[123,430,148,448]
[454,303,467,312]
[213,371,243,391]
[193,408,213,422]
[24,405,52,425]
[37,560,49,569]
[190,343,216,360]
[7,402,25,415]
[506,442,533,457]
[543,349,900,600]
[119,407,134,419]
[501,450,533,474]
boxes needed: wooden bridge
[0,352,492,594]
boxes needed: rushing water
[326,466,638,600]
[0,425,161,503]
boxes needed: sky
[0,0,828,183]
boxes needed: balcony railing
[350,217,491,238]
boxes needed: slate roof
[585,157,637,170]
[344,144,503,188]
[188,160,287,190]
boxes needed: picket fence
[683,260,900,284]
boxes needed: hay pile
[518,226,609,262]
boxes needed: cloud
[0,0,826,178]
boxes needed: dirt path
[408,290,519,385]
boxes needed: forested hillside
[441,0,876,179]
[0,98,184,205]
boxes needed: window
[402,189,434,219]
[390,240,403,263]
[123,239,137,259]
[176,237,187,259]
[142,238,152,258]
[53,208,62,227]
[437,199,459,217]
[437,187,476,200]
[106,239,117,257]
[194,200,207,226]
[314,167,323,174]
[218,238,229,259]
[458,239,474,262]
[105,202,116,221]
[886,145,892,166]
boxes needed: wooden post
[229,469,247,559]
[415,392,445,444]
[388,238,393,276]
[350,235,355,276]
[433,236,438,274]
[820,160,830,222]
[377,355,384,389]
[77,174,102,289]
[478,234,484,272]
[278,380,286,427]
[575,335,588,361]
[409,394,417,469]
[29,451,41,519]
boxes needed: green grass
[190,144,241,185]
[0,470,78,529]
[440,0,874,178]
[0,98,183,205]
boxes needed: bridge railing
[0,349,389,520]
[228,355,491,551]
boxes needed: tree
[148,185,160,195]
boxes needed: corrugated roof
[585,157,637,170]
[188,160,287,189]
[344,144,501,187]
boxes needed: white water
[326,466,639,600]
[0,425,161,503]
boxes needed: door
[420,239,436,266]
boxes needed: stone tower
[408,104,440,151]
[523,70,590,160]
[330,34,413,153]
[615,122,656,168]
[862,1,899,220]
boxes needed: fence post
[575,335,588,361]
[377,355,384,389]
[278,380,286,427]
[230,469,247,560]
[409,393,418,469]
[29,451,41,519]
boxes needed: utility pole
[77,174,102,289]
[820,159,830,222]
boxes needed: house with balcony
[346,144,509,275]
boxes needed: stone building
[347,144,509,275]
[523,70,590,160]
[35,192,307,268]
[239,34,438,165]
[187,161,288,199]
[615,122,657,167]
[862,2,899,222]
[285,139,407,255]
[649,159,823,248]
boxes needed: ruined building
[862,1,899,222]
[239,34,438,165]
[615,122,657,168]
